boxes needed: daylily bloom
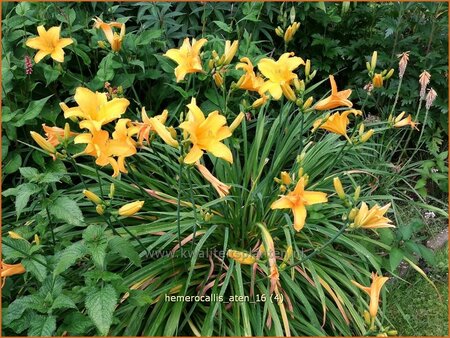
[227,249,256,265]
[392,112,419,131]
[164,37,207,82]
[312,109,362,141]
[93,17,125,52]
[61,87,129,126]
[196,162,231,198]
[271,177,328,231]
[350,202,394,229]
[372,73,383,88]
[179,98,233,164]
[25,25,73,63]
[235,57,265,92]
[74,120,136,177]
[258,52,305,100]
[1,261,26,288]
[118,200,144,216]
[314,75,353,110]
[42,124,76,146]
[351,272,389,319]
[252,93,269,108]
[136,108,179,147]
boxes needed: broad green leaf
[3,182,41,219]
[85,284,117,336]
[48,196,84,226]
[213,20,232,33]
[136,29,162,45]
[28,315,56,336]
[389,247,404,271]
[3,152,22,175]
[22,254,47,282]
[51,294,77,311]
[14,95,53,127]
[108,236,141,266]
[54,241,87,275]
[83,225,108,268]
[60,312,94,336]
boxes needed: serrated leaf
[85,284,117,336]
[83,225,108,268]
[19,167,39,180]
[22,254,47,282]
[3,182,41,219]
[15,95,53,127]
[108,236,141,266]
[28,315,56,336]
[54,241,87,275]
[51,294,77,310]
[389,247,404,271]
[213,20,232,33]
[136,29,162,45]
[3,152,22,174]
[48,196,84,226]
[3,295,40,322]
[60,312,94,336]
[2,237,32,260]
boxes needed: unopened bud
[83,189,102,205]
[30,131,56,154]
[305,59,311,77]
[348,208,358,221]
[309,70,317,80]
[109,183,115,199]
[64,123,71,141]
[370,51,377,71]
[96,204,105,215]
[354,186,361,201]
[385,68,394,80]
[119,201,144,217]
[302,96,313,110]
[213,73,223,87]
[227,249,256,265]
[333,177,346,199]
[387,330,398,336]
[360,129,374,143]
[280,184,287,193]
[280,171,292,185]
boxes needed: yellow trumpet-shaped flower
[119,201,144,217]
[179,98,233,164]
[351,272,389,319]
[219,40,239,65]
[257,52,305,100]
[1,260,26,288]
[235,57,265,92]
[136,108,179,147]
[196,162,231,198]
[164,37,207,82]
[392,112,419,131]
[61,87,129,126]
[227,249,256,265]
[284,22,301,43]
[271,177,327,231]
[350,202,394,229]
[312,109,362,141]
[372,73,383,88]
[314,75,353,110]
[25,25,73,63]
[93,17,125,52]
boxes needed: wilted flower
[372,73,383,88]
[419,70,431,100]
[164,37,207,82]
[93,17,125,52]
[425,88,437,110]
[24,55,33,75]
[219,40,238,65]
[227,249,256,265]
[1,261,26,288]
[136,108,178,147]
[25,25,73,63]
[284,22,301,43]
[397,51,409,79]
[196,162,231,198]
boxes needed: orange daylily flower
[235,57,265,92]
[179,98,233,164]
[61,87,130,126]
[312,109,362,141]
[1,260,26,288]
[42,124,77,146]
[258,52,305,100]
[136,108,179,147]
[372,73,383,88]
[351,272,389,319]
[271,177,328,231]
[314,75,353,110]
[164,37,207,82]
[25,25,73,63]
[196,162,231,198]
[392,112,419,131]
[350,202,394,229]
[93,17,125,52]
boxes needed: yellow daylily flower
[61,87,130,126]
[312,109,362,141]
[284,22,301,43]
[314,75,353,110]
[93,17,125,52]
[196,162,231,198]
[119,201,144,216]
[392,112,419,131]
[179,98,233,164]
[42,124,77,146]
[350,202,394,229]
[258,52,305,100]
[227,249,256,265]
[25,25,73,63]
[164,37,207,82]
[136,108,179,147]
[1,260,26,288]
[271,177,327,231]
[235,57,265,92]
[219,40,239,65]
[372,73,383,88]
[351,272,389,319]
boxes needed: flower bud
[109,183,115,199]
[366,61,372,73]
[387,330,398,336]
[30,131,56,154]
[279,184,287,193]
[363,310,371,325]
[118,201,144,217]
[360,129,374,143]
[302,96,314,110]
[213,73,223,87]
[309,70,317,80]
[354,186,361,201]
[305,59,311,77]
[64,123,71,141]
[207,59,214,71]
[227,249,256,265]
[281,83,296,101]
[8,231,24,240]
[370,51,377,71]
[230,112,245,132]
[275,26,284,37]
[34,234,40,245]
[348,207,358,222]
[83,189,102,205]
[280,245,293,269]
[280,171,292,185]
[98,40,107,49]
[203,212,213,222]
[333,177,346,199]
[96,204,105,215]
[385,68,394,80]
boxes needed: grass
[385,244,449,336]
